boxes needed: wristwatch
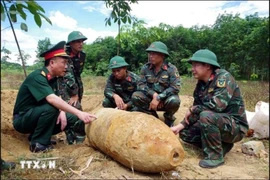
[156,95,161,101]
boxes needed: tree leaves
[2,0,52,30]
[20,22,28,32]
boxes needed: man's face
[51,57,68,77]
[112,67,127,80]
[191,61,209,80]
[69,39,84,52]
[148,51,164,66]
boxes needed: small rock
[241,141,265,157]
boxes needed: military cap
[108,56,129,69]
[146,41,170,56]
[40,41,69,61]
[188,49,220,68]
[67,31,87,45]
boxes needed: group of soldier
[1,31,249,171]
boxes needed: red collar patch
[46,73,52,81]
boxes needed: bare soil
[1,90,269,179]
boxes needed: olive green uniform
[13,67,85,146]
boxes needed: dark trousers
[13,103,84,146]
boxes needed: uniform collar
[41,66,54,81]
[125,71,132,82]
[149,62,168,71]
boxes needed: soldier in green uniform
[131,41,181,127]
[12,41,96,153]
[58,31,87,110]
[103,56,140,111]
[171,49,248,168]
[1,158,15,171]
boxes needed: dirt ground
[1,90,269,179]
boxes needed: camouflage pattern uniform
[132,61,181,126]
[103,71,140,111]
[179,68,249,161]
[57,31,87,110]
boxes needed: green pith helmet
[108,56,129,69]
[67,31,87,45]
[145,41,170,56]
[188,49,220,68]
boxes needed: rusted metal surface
[86,108,185,173]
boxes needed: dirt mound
[1,90,269,179]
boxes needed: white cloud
[83,6,96,12]
[48,11,77,29]
[1,29,39,65]
[129,1,269,28]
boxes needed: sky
[1,1,269,65]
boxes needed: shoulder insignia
[41,71,46,77]
[175,71,180,78]
[217,79,226,87]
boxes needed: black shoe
[28,134,57,145]
[222,142,234,157]
[29,142,54,153]
[1,160,16,171]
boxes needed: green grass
[1,69,268,111]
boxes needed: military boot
[75,135,86,144]
[164,113,176,127]
[199,158,224,168]
[65,129,75,145]
[1,159,16,171]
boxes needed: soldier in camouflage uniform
[57,31,87,144]
[58,31,87,110]
[171,49,249,168]
[131,41,181,127]
[103,56,140,111]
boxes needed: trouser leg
[131,91,158,118]
[161,95,180,127]
[198,111,244,160]
[13,103,59,146]
[102,97,116,108]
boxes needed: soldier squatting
[2,37,248,171]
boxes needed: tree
[16,50,31,66]
[104,0,138,55]
[1,0,52,78]
[1,46,12,62]
[34,37,51,65]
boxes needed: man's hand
[56,111,67,131]
[170,123,185,135]
[113,94,125,110]
[77,111,97,124]
[149,92,160,111]
[68,95,79,106]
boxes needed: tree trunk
[3,1,27,78]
